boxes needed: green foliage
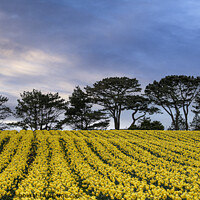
[0,95,12,130]
[3,75,200,131]
[86,77,141,130]
[129,117,164,130]
[168,113,186,130]
[145,75,200,130]
[191,94,200,130]
[59,86,110,130]
[9,89,66,130]
[125,95,160,128]
[190,114,200,130]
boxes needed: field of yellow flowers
[0,130,199,200]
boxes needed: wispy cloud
[0,38,66,77]
[23,50,65,64]
[0,59,47,77]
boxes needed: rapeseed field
[0,130,199,199]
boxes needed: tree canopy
[124,95,159,128]
[145,75,200,130]
[86,77,141,130]
[191,93,200,130]
[2,75,200,131]
[129,117,164,130]
[10,89,66,130]
[58,86,109,130]
[0,95,12,130]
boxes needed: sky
[0,0,200,129]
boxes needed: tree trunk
[174,108,180,130]
[183,107,189,130]
[130,112,146,129]
[170,114,179,130]
[114,117,120,130]
[132,113,136,126]
[175,114,179,130]
[185,116,188,130]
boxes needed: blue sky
[0,0,200,129]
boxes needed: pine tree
[10,89,66,130]
[58,86,109,130]
[0,95,11,130]
[191,94,200,130]
[86,77,141,129]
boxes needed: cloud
[0,37,66,77]
[0,59,47,77]
[23,50,65,64]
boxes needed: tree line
[1,75,200,131]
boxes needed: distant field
[0,130,199,199]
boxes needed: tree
[10,89,66,130]
[0,95,12,130]
[86,77,141,130]
[168,113,186,130]
[175,76,200,130]
[191,94,200,130]
[190,114,200,130]
[129,117,164,130]
[124,95,159,129]
[58,86,109,130]
[150,120,164,130]
[145,75,200,130]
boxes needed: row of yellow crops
[0,130,199,199]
